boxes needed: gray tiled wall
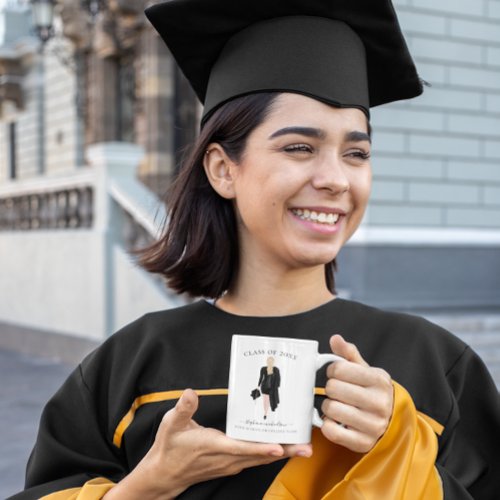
[369,0,500,229]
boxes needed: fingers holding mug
[329,334,368,367]
[321,335,394,453]
[320,397,390,452]
[320,414,377,454]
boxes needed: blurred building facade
[0,0,499,352]
[0,0,198,188]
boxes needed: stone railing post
[86,142,144,231]
[86,142,145,335]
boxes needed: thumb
[330,334,368,366]
[163,389,199,431]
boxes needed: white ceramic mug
[226,334,343,444]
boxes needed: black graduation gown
[8,298,500,499]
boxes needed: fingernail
[180,391,192,408]
[269,449,283,457]
[297,450,311,457]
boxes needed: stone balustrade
[0,143,162,256]
[0,187,94,230]
[0,182,156,251]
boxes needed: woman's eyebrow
[345,130,371,144]
[268,126,326,140]
[268,127,371,144]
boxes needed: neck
[217,261,335,317]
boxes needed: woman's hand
[103,389,312,500]
[321,334,394,454]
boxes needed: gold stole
[264,382,443,500]
[40,478,115,499]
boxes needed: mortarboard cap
[145,0,424,125]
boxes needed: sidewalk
[0,349,73,499]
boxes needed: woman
[11,0,500,499]
[258,357,280,419]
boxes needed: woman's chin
[288,249,339,269]
[286,238,343,265]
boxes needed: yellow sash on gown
[264,382,443,500]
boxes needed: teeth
[291,208,340,225]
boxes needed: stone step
[418,315,500,389]
[463,350,500,368]
[485,367,500,390]
[453,335,500,361]
[468,347,500,360]
[422,314,500,334]
[460,330,500,362]
[473,350,500,365]
[454,332,500,347]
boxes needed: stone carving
[58,0,144,57]
[93,11,119,57]
[59,0,92,50]
[0,58,24,115]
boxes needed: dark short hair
[138,92,372,298]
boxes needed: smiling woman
[139,93,373,304]
[9,0,500,499]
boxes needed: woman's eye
[346,150,371,160]
[283,144,313,153]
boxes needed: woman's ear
[203,143,237,199]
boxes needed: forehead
[262,93,368,134]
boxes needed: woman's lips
[290,207,345,225]
[289,208,345,233]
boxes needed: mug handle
[312,353,344,428]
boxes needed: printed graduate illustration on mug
[257,356,280,419]
[227,334,341,444]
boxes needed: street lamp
[30,0,107,47]
[30,0,56,45]
[81,0,106,21]
[30,0,58,174]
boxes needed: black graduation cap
[145,0,424,125]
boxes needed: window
[8,121,16,179]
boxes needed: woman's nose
[310,156,350,195]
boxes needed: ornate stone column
[135,23,175,192]
[135,18,198,194]
[57,0,199,193]
[59,0,143,146]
